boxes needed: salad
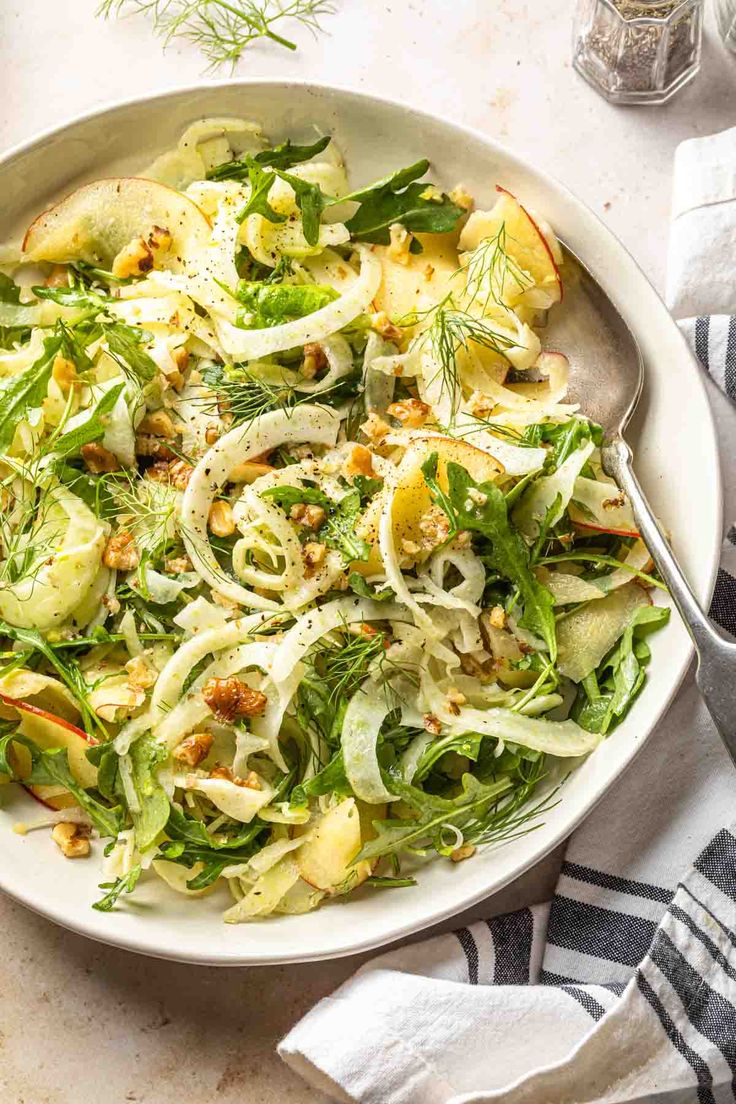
[0,118,667,921]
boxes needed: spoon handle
[603,437,736,764]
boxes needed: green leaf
[274,170,326,246]
[0,273,22,304]
[432,461,557,658]
[347,572,394,602]
[342,162,464,244]
[209,136,331,179]
[236,282,337,328]
[50,382,126,459]
[31,283,107,311]
[0,732,121,837]
[102,322,157,383]
[261,484,331,511]
[235,162,287,225]
[290,750,351,806]
[321,488,371,564]
[92,864,142,912]
[341,161,431,204]
[128,735,170,850]
[0,332,61,451]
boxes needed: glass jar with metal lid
[573,0,705,104]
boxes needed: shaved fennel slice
[453,414,546,476]
[536,569,606,606]
[293,334,353,394]
[513,439,595,538]
[224,857,301,922]
[181,405,340,608]
[416,548,486,615]
[270,596,405,685]
[557,582,651,683]
[214,245,381,361]
[447,706,602,757]
[151,612,280,720]
[185,774,274,823]
[341,681,399,804]
[363,331,397,414]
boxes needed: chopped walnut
[290,503,326,530]
[125,655,157,691]
[370,311,404,344]
[488,605,506,630]
[423,713,442,736]
[168,459,194,490]
[173,731,213,768]
[81,442,121,474]
[449,184,474,212]
[101,593,121,616]
[165,555,192,575]
[211,588,240,611]
[205,423,221,446]
[111,236,154,279]
[458,651,496,683]
[303,542,327,575]
[102,530,140,571]
[445,688,467,716]
[208,500,236,537]
[401,539,421,558]
[45,264,69,289]
[454,531,472,549]
[228,460,275,484]
[208,764,261,790]
[468,390,494,418]
[202,677,268,723]
[148,224,173,252]
[138,409,177,439]
[360,413,391,442]
[345,444,375,478]
[419,506,450,550]
[135,434,174,461]
[387,223,412,265]
[171,346,189,374]
[450,843,476,863]
[145,461,171,484]
[51,822,91,858]
[302,342,328,380]
[51,355,78,394]
[387,398,430,429]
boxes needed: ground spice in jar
[574,0,703,101]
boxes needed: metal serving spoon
[543,247,734,758]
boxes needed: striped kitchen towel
[279,129,736,1103]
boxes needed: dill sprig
[97,0,336,68]
[463,225,533,313]
[199,363,302,428]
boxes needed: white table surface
[1,3,735,1102]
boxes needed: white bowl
[0,81,721,965]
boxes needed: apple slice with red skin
[495,186,563,302]
[569,477,640,537]
[22,177,211,272]
[0,695,98,807]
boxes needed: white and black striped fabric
[280,129,736,1103]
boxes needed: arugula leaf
[427,459,557,657]
[261,484,331,512]
[342,161,464,244]
[102,322,157,383]
[347,572,394,602]
[0,273,22,304]
[321,488,371,563]
[92,864,142,912]
[235,161,287,225]
[32,283,108,311]
[365,875,418,888]
[236,282,337,328]
[209,136,331,180]
[49,382,125,460]
[352,474,383,503]
[0,731,122,837]
[574,605,670,734]
[128,735,170,850]
[0,332,61,451]
[290,750,351,805]
[274,169,326,245]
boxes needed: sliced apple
[569,477,639,537]
[296,798,373,895]
[23,177,211,271]
[0,669,80,724]
[372,230,460,323]
[459,187,562,307]
[26,784,78,812]
[355,435,504,574]
[557,582,650,683]
[0,694,97,790]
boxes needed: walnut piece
[51,822,91,858]
[111,236,154,279]
[102,530,140,571]
[303,542,327,575]
[370,311,403,344]
[387,398,430,429]
[51,355,78,394]
[450,843,476,863]
[138,410,177,439]
[135,434,175,461]
[423,713,442,736]
[148,225,173,252]
[173,731,213,768]
[290,503,327,530]
[208,500,236,537]
[449,184,474,212]
[81,442,121,474]
[45,264,69,289]
[345,444,375,478]
[301,342,328,379]
[208,764,262,790]
[125,655,157,691]
[202,677,268,723]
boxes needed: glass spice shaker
[572,0,705,105]
[714,0,736,52]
